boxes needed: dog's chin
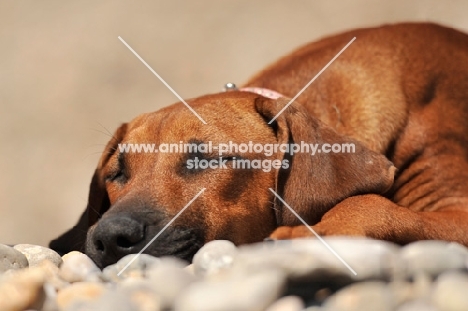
[85,227,204,269]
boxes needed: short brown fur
[51,23,468,267]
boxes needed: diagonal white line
[117,188,206,276]
[268,188,357,275]
[268,37,356,124]
[118,36,207,124]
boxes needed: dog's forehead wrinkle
[122,96,270,143]
[194,107,278,143]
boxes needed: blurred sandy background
[1,0,467,247]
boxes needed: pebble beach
[1,238,468,311]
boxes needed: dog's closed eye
[106,152,128,183]
[220,156,236,161]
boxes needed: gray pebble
[146,258,196,309]
[192,240,238,277]
[102,253,160,282]
[289,237,400,281]
[233,237,398,284]
[0,243,28,273]
[59,251,101,282]
[150,256,187,270]
[14,244,63,267]
[235,242,321,277]
[323,281,395,311]
[264,295,305,311]
[175,270,286,311]
[400,241,468,278]
[432,271,468,311]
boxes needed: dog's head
[50,91,394,268]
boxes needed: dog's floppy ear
[255,97,395,226]
[49,123,128,254]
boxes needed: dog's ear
[49,123,128,254]
[255,97,395,226]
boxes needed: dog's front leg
[269,194,468,247]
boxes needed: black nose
[90,214,145,266]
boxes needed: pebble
[14,244,63,267]
[0,243,29,272]
[289,237,400,281]
[397,299,439,311]
[1,239,467,311]
[192,240,238,277]
[146,258,196,309]
[399,241,468,278]
[66,290,136,311]
[175,270,286,311]
[432,271,468,311]
[0,267,46,311]
[37,260,69,291]
[265,296,305,311]
[234,243,324,279]
[118,279,162,311]
[233,237,399,286]
[0,261,62,311]
[322,281,395,311]
[183,263,195,276]
[102,253,161,282]
[42,282,59,311]
[56,281,107,310]
[388,281,422,306]
[59,251,101,283]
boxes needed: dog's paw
[269,225,316,240]
[269,223,367,240]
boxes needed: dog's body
[51,23,468,268]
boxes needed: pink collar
[239,87,285,100]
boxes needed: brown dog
[50,22,468,268]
